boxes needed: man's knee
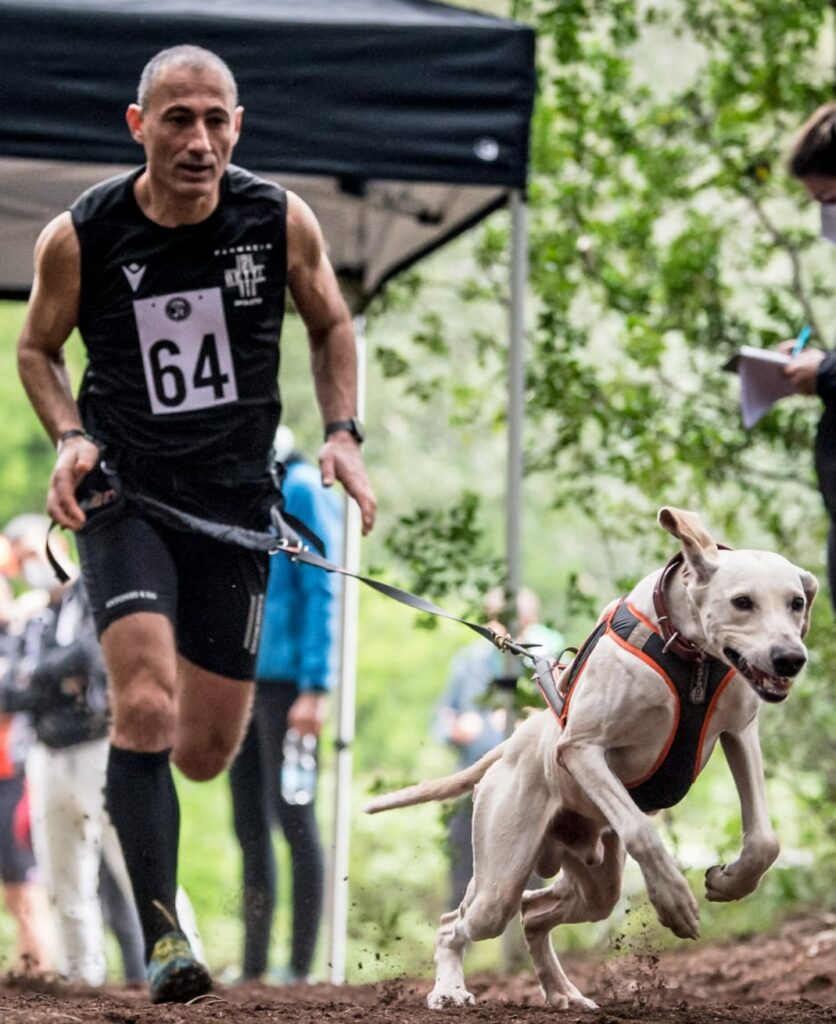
[111,684,176,751]
[173,737,237,782]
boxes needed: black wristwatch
[324,418,365,444]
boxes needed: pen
[790,323,812,357]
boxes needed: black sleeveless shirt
[71,165,287,480]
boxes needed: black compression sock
[105,745,181,961]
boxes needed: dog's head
[658,507,818,703]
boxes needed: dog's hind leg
[427,756,553,1010]
[521,828,624,1010]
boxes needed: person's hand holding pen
[780,324,825,395]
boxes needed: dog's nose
[770,646,806,678]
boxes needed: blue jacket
[255,457,342,691]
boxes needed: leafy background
[0,0,835,983]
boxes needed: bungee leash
[46,491,567,718]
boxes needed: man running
[16,44,375,1003]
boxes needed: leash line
[46,492,567,718]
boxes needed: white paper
[725,346,794,429]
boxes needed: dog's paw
[543,989,598,1011]
[427,987,475,1009]
[647,873,700,940]
[705,863,758,902]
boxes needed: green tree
[377,0,836,864]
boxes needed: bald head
[138,45,238,110]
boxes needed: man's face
[126,63,242,201]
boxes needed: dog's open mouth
[723,648,791,703]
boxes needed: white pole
[506,190,526,610]
[501,189,527,968]
[326,314,366,985]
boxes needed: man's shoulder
[226,165,286,205]
[70,168,139,224]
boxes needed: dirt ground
[0,912,833,1024]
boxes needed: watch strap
[324,418,364,443]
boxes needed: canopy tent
[0,0,534,309]
[0,0,535,982]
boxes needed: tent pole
[501,188,527,969]
[326,314,366,985]
[506,190,526,610]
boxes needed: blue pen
[791,323,812,357]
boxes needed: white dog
[366,507,817,1011]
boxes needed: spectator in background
[228,426,341,983]
[1,514,144,985]
[784,103,836,608]
[432,587,564,909]
[0,536,52,975]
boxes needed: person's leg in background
[0,772,52,973]
[228,710,276,980]
[447,796,474,911]
[258,685,324,981]
[27,741,107,984]
[99,829,145,985]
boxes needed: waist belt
[559,599,735,813]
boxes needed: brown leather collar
[651,547,731,663]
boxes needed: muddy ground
[0,912,833,1024]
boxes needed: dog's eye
[790,596,805,613]
[731,595,753,611]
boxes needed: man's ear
[126,104,143,144]
[232,105,244,147]
[657,506,719,585]
[796,568,819,637]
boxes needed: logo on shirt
[165,297,192,321]
[224,253,265,305]
[122,262,147,293]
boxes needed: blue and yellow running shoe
[147,929,212,1004]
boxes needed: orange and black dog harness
[557,599,736,813]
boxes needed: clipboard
[724,346,794,428]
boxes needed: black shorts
[75,467,273,681]
[0,773,36,885]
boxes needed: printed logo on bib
[132,288,239,415]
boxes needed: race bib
[133,288,239,414]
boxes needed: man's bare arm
[18,213,99,529]
[286,191,376,533]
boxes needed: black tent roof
[0,0,535,308]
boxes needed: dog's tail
[363,743,506,814]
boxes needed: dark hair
[137,45,238,109]
[788,102,836,179]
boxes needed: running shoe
[147,929,212,1004]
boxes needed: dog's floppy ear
[796,568,819,637]
[657,506,719,584]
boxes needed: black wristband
[324,417,365,444]
[56,428,94,452]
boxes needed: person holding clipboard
[781,103,836,608]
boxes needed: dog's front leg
[705,720,780,902]
[559,742,700,939]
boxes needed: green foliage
[384,491,504,622]
[367,0,836,945]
